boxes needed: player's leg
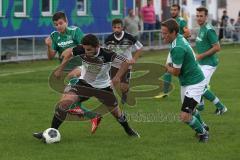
[180,96,208,142]
[119,70,130,104]
[110,66,130,105]
[155,54,172,98]
[68,77,102,133]
[199,65,227,114]
[98,86,140,137]
[192,109,209,131]
[120,82,129,104]
[33,91,79,139]
[203,88,227,115]
[163,72,172,96]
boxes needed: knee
[120,83,129,92]
[54,100,71,121]
[180,112,192,123]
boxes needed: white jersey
[104,31,143,68]
[72,45,126,88]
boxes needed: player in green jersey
[40,12,101,135]
[162,18,209,142]
[195,7,227,115]
[156,4,191,99]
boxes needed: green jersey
[170,34,204,86]
[196,23,219,66]
[50,26,84,57]
[175,16,187,35]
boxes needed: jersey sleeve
[127,33,143,51]
[103,48,127,63]
[72,45,85,56]
[171,47,185,68]
[73,28,84,44]
[104,35,111,45]
[207,29,218,45]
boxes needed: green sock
[69,102,97,119]
[197,100,205,111]
[203,89,225,109]
[163,73,172,94]
[192,110,204,124]
[186,116,205,134]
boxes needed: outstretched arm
[45,37,56,60]
[54,48,73,78]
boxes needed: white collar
[114,31,124,41]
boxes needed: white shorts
[180,79,207,104]
[200,65,216,85]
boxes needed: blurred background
[0,0,239,62]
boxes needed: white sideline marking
[0,67,54,77]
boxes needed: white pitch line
[0,67,54,77]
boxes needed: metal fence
[0,27,239,62]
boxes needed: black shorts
[181,96,198,113]
[110,66,131,84]
[64,79,118,107]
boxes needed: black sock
[117,114,130,130]
[51,115,63,129]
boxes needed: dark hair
[112,18,123,26]
[81,34,99,47]
[52,11,67,22]
[171,4,180,10]
[161,18,179,34]
[196,7,208,16]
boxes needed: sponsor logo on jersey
[57,40,74,47]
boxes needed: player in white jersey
[33,34,140,139]
[105,18,143,104]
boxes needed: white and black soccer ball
[42,128,61,144]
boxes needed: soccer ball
[42,128,61,144]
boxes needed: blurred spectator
[140,0,156,42]
[182,0,190,22]
[123,9,141,40]
[234,17,240,41]
[226,18,235,38]
[219,10,229,40]
[155,14,161,30]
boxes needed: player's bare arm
[196,43,220,60]
[45,36,56,60]
[165,64,181,76]
[129,48,142,65]
[112,61,129,86]
[54,48,73,77]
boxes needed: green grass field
[0,44,240,160]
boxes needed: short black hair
[112,18,123,26]
[171,4,180,10]
[52,11,67,22]
[81,34,99,47]
[196,6,208,16]
[161,18,179,34]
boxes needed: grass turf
[0,44,239,160]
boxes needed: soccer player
[104,18,143,104]
[156,4,191,98]
[33,34,140,140]
[161,18,209,142]
[195,7,227,115]
[44,11,101,133]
